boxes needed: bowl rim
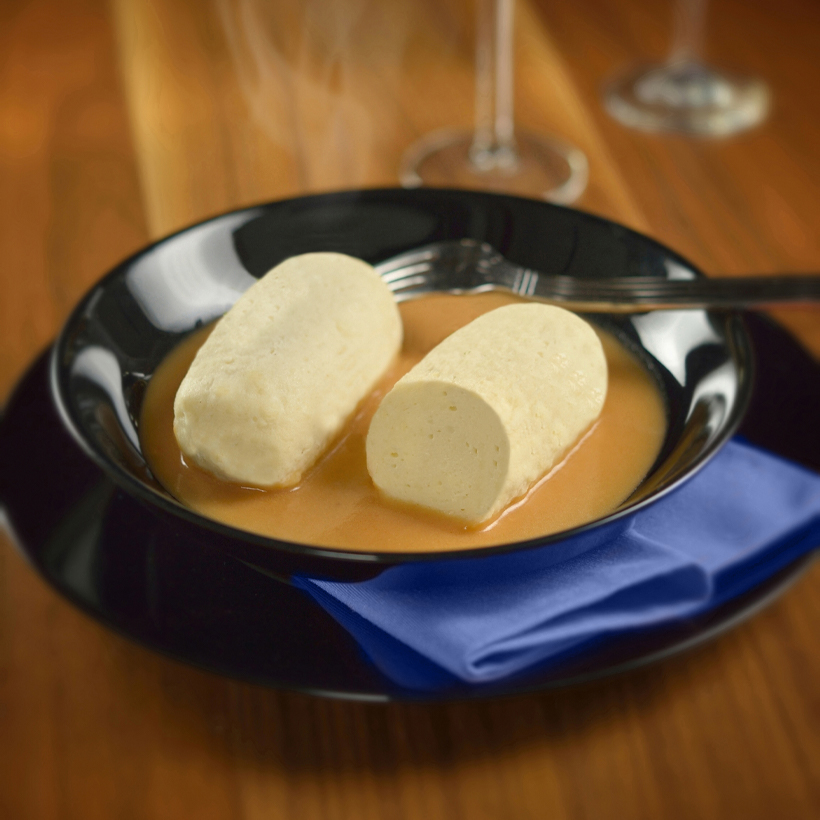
[49,187,755,566]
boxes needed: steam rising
[216,0,444,190]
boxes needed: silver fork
[375,239,820,312]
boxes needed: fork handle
[523,271,820,312]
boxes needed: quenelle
[366,303,608,524]
[174,252,402,487]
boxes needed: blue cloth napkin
[294,440,820,687]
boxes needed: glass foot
[603,62,770,136]
[399,129,588,205]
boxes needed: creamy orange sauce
[139,293,666,552]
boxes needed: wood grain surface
[1,0,819,817]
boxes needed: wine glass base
[399,129,588,205]
[603,62,770,137]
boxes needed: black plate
[0,313,817,700]
[2,190,818,700]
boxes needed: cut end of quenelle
[366,382,512,523]
[365,302,608,525]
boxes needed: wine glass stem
[471,0,517,165]
[669,0,707,65]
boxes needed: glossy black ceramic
[47,189,752,582]
[2,314,818,699]
[8,188,812,701]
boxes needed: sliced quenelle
[366,303,607,524]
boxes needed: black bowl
[50,188,752,583]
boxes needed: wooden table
[2,0,819,817]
